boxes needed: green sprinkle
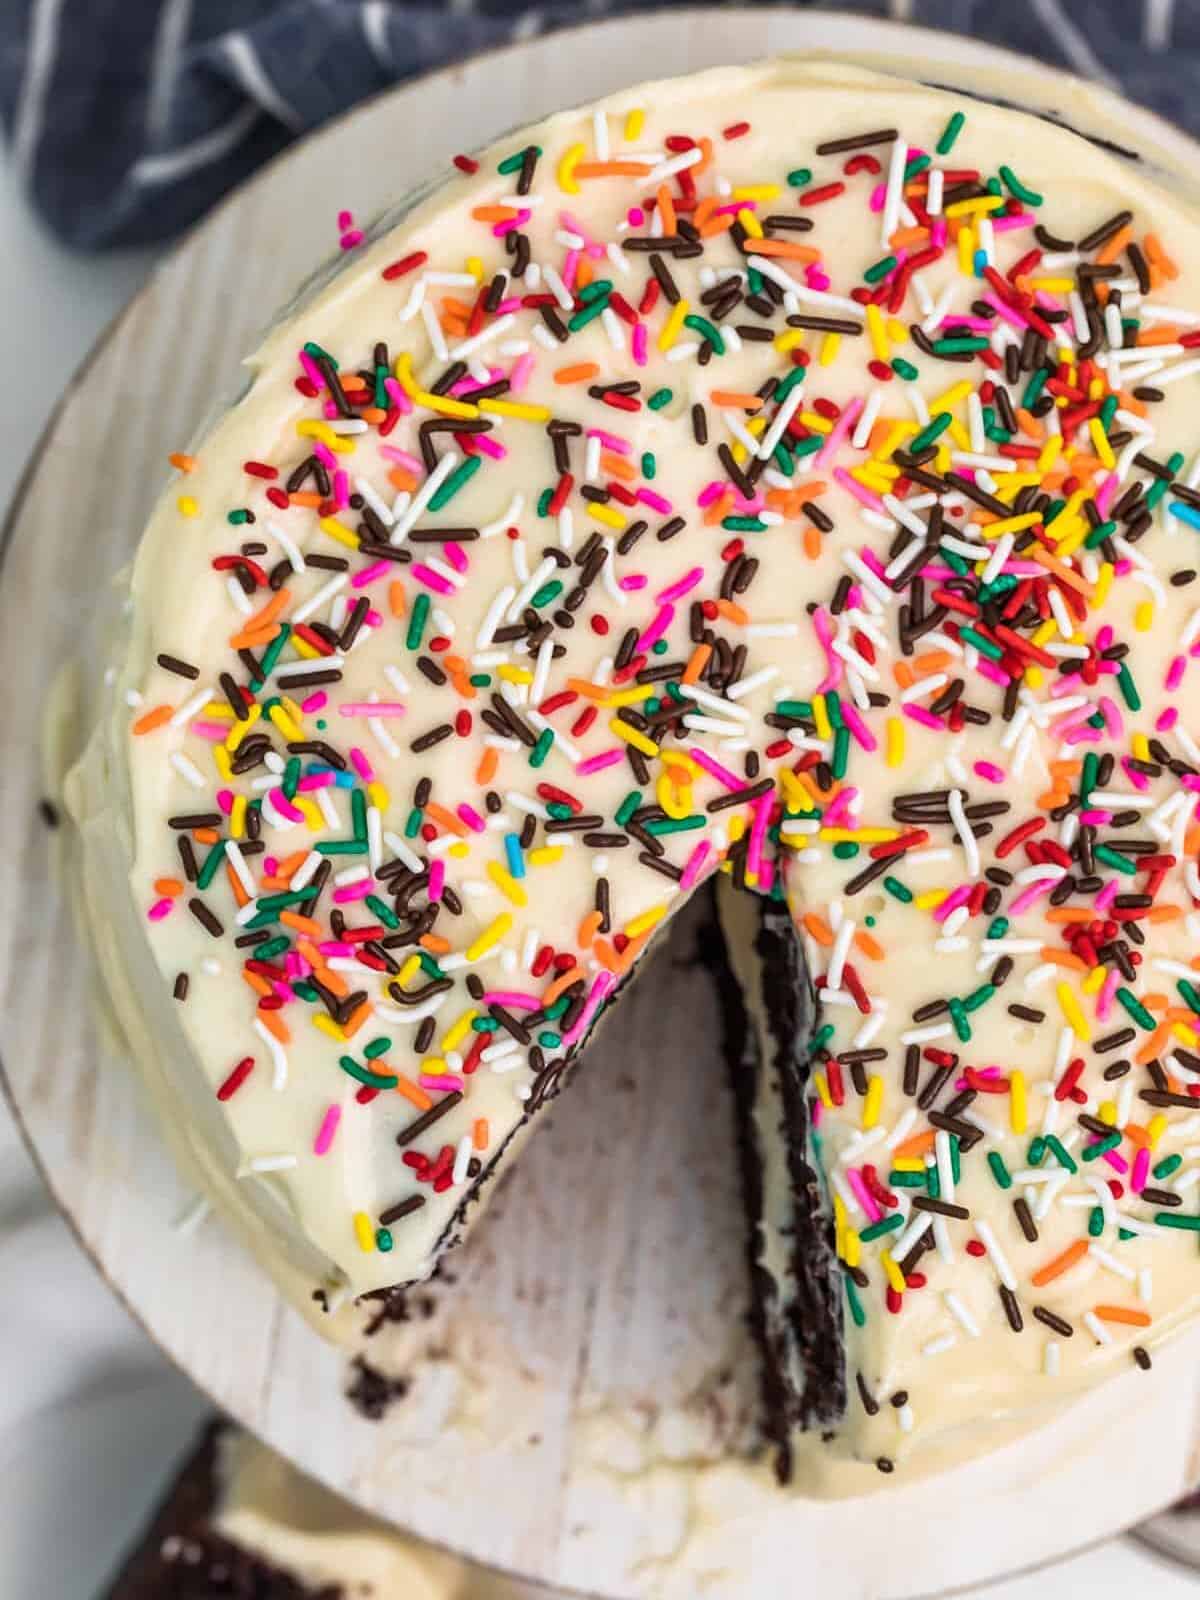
[497,144,539,175]
[1179,978,1200,1015]
[641,452,656,480]
[832,841,860,859]
[338,1055,398,1091]
[808,1023,836,1058]
[722,515,767,532]
[988,1152,1013,1190]
[844,1273,866,1327]
[428,454,482,511]
[787,167,813,188]
[775,364,808,401]
[904,154,931,179]
[468,672,491,688]
[403,807,422,839]
[1093,842,1138,875]
[1028,1136,1047,1167]
[1116,987,1157,1030]
[536,487,552,517]
[860,1214,904,1242]
[890,1171,926,1188]
[406,591,430,651]
[948,999,971,1042]
[832,725,850,780]
[568,297,608,332]
[863,255,897,284]
[792,432,825,458]
[253,936,290,960]
[291,980,319,1003]
[537,1030,561,1049]
[883,876,913,903]
[1088,1206,1105,1238]
[936,111,965,154]
[364,894,399,930]
[253,886,318,915]
[376,1228,394,1253]
[363,1037,391,1059]
[529,579,563,608]
[644,814,705,836]
[1155,1154,1184,1180]
[891,357,919,381]
[775,700,813,719]
[959,627,1004,661]
[1082,1132,1122,1161]
[1154,1213,1200,1231]
[615,791,642,826]
[228,508,251,525]
[684,313,725,353]
[1115,662,1141,711]
[998,165,1043,206]
[1043,1135,1078,1174]
[578,278,613,304]
[962,983,996,1014]
[647,387,673,410]
[932,336,990,354]
[314,838,364,857]
[908,412,953,454]
[986,917,1010,940]
[529,728,554,768]
[1083,518,1118,550]
[195,839,227,891]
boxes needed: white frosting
[61,54,1200,1479]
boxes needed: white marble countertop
[1,155,1197,1600]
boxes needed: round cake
[63,54,1200,1483]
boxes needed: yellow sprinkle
[732,184,780,202]
[313,1014,347,1044]
[296,796,323,832]
[212,745,232,783]
[737,207,763,240]
[366,780,389,812]
[202,703,235,722]
[1099,1101,1118,1126]
[1148,1113,1168,1149]
[1131,732,1151,762]
[623,108,645,141]
[1024,665,1044,691]
[557,141,585,193]
[1010,1070,1028,1135]
[865,302,888,363]
[929,380,972,416]
[486,861,528,907]
[447,841,469,859]
[291,635,322,660]
[820,828,900,843]
[812,693,832,741]
[880,1251,906,1294]
[1030,276,1076,293]
[774,328,806,354]
[587,501,627,530]
[886,318,908,344]
[318,516,360,550]
[177,495,199,518]
[914,889,948,911]
[1032,619,1058,650]
[1135,599,1154,632]
[957,224,975,275]
[268,703,303,742]
[1082,964,1107,995]
[478,398,551,422]
[863,1075,883,1130]
[1056,981,1091,1044]
[527,845,564,866]
[224,794,246,841]
[1088,375,1106,402]
[1173,1021,1200,1048]
[799,410,834,435]
[225,703,262,754]
[353,1213,375,1253]
[886,717,904,768]
[413,389,479,420]
[946,417,972,452]
[658,297,689,352]
[819,332,841,366]
[625,902,667,940]
[610,716,659,757]
[984,512,1042,537]
[892,1158,925,1173]
[497,664,533,684]
[467,913,512,962]
[440,1009,477,1053]
[779,769,814,812]
[814,1071,833,1110]
[843,1229,862,1270]
[944,193,1006,217]
[1089,417,1116,470]
[392,352,419,397]
[601,684,655,708]
[1037,435,1063,474]
[296,419,354,453]
[465,256,484,283]
[1093,561,1115,609]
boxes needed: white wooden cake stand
[8,12,1200,1597]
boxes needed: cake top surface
[76,53,1200,1470]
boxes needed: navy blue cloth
[3,0,1200,250]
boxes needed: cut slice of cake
[59,50,1200,1480]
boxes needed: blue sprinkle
[504,832,525,879]
[1167,500,1200,531]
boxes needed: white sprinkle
[254,1019,289,1090]
[169,752,205,788]
[246,1155,298,1174]
[922,1333,958,1359]
[292,573,348,624]
[1083,1311,1113,1346]
[975,1219,1016,1289]
[1044,1341,1061,1377]
[944,1291,980,1338]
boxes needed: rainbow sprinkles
[62,58,1200,1481]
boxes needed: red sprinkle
[452,154,479,175]
[382,250,429,281]
[217,1057,255,1102]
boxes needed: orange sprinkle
[132,704,173,735]
[475,746,499,786]
[802,913,834,946]
[226,862,250,908]
[257,1009,292,1046]
[280,910,322,936]
[698,211,736,239]
[1030,547,1093,596]
[286,491,323,508]
[388,580,406,619]
[168,452,197,473]
[341,1000,372,1039]
[1092,1305,1152,1327]
[423,802,469,837]
[1031,1238,1089,1287]
[572,159,653,179]
[470,204,518,222]
[273,851,308,884]
[600,450,637,481]
[153,877,185,897]
[543,964,586,1005]
[419,933,451,955]
[1096,224,1134,266]
[710,390,764,411]
[893,1130,937,1162]
[714,598,749,625]
[803,525,822,559]
[657,185,677,237]
[1014,406,1045,440]
[192,827,220,845]
[615,928,653,974]
[555,361,600,385]
[682,643,712,685]
[230,587,290,641]
[750,239,819,262]
[393,1074,433,1112]
[887,225,930,250]
[472,1117,489,1151]
[242,970,273,999]
[388,467,418,494]
[853,930,885,961]
[1039,948,1088,972]
[577,910,603,949]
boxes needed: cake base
[13,12,1200,1596]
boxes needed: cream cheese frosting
[62,53,1200,1476]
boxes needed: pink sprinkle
[216,788,234,815]
[338,702,406,717]
[903,703,943,732]
[933,884,972,924]
[381,378,413,417]
[313,1104,341,1156]
[189,720,230,741]
[1094,472,1121,518]
[493,209,531,238]
[1078,809,1113,825]
[297,771,335,791]
[982,293,1032,333]
[833,466,885,512]
[562,248,580,289]
[427,859,445,901]
[657,566,704,604]
[821,789,859,830]
[147,898,173,921]
[637,603,674,652]
[990,212,1034,233]
[816,397,862,468]
[481,990,540,1010]
[319,941,356,959]
[443,541,470,574]
[746,790,773,881]
[931,218,948,250]
[619,574,648,591]
[1100,1147,1129,1175]
[805,264,831,292]
[586,428,630,454]
[632,323,648,366]
[680,840,713,891]
[268,790,305,823]
[627,207,645,227]
[333,469,350,509]
[312,440,337,472]
[285,952,309,980]
[1094,879,1120,913]
[687,747,743,790]
[637,487,672,515]
[1096,967,1121,1022]
[846,1168,882,1224]
[561,971,616,1048]
[421,1073,465,1093]
[812,607,844,693]
[298,350,325,389]
[1167,656,1187,692]
[1158,707,1180,731]
[1121,755,1151,792]
[349,747,373,781]
[697,481,725,508]
[456,803,486,833]
[510,352,536,392]
[757,856,776,894]
[576,749,624,776]
[974,761,1006,784]
[841,701,877,753]
[1132,1147,1151,1194]
[974,658,1011,689]
[1009,876,1058,915]
[333,880,372,905]
[351,560,391,590]
[473,434,507,461]
[410,564,455,595]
